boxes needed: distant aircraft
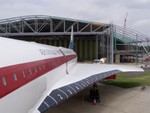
[0,28,143,113]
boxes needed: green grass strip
[102,72,150,88]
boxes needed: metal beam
[65,22,77,32]
[0,25,6,33]
[23,19,35,32]
[52,20,63,32]
[79,23,90,32]
[35,18,38,32]
[0,32,105,37]
[93,25,103,32]
[10,22,21,33]
[38,19,50,32]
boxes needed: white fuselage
[0,37,77,113]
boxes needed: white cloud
[132,19,150,35]
[133,19,150,27]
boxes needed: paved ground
[46,84,150,113]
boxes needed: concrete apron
[46,84,150,113]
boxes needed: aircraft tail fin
[68,26,74,50]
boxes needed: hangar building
[0,15,149,64]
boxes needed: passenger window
[35,67,37,73]
[22,71,26,77]
[43,65,45,69]
[39,66,42,71]
[2,76,7,86]
[13,73,17,81]
[29,68,32,75]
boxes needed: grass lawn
[102,72,150,88]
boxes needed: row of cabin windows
[1,62,56,86]
[2,73,18,86]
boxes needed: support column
[64,39,67,48]
[92,39,96,60]
[75,38,78,55]
[110,25,114,64]
[115,53,120,64]
[54,39,57,46]
[85,39,88,60]
[43,39,47,45]
[106,25,114,64]
[79,38,83,61]
[107,32,110,63]
[89,39,93,60]
[59,39,62,46]
[95,35,98,59]
[48,39,52,45]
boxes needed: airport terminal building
[0,15,149,64]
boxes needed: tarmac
[46,84,150,113]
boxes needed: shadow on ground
[102,81,141,88]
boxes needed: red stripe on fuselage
[0,54,76,99]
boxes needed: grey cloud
[0,0,149,35]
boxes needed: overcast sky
[0,0,150,35]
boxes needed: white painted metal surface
[0,37,144,113]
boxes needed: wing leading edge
[35,64,144,113]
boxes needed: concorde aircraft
[0,28,143,113]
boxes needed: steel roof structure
[0,15,109,37]
[114,25,150,45]
[0,15,114,63]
